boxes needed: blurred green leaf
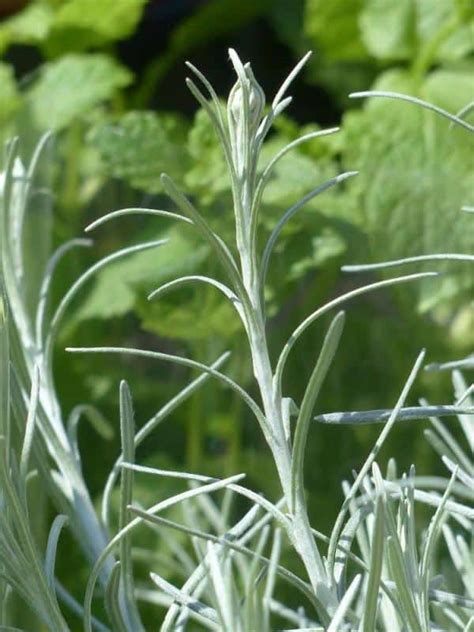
[26,54,132,130]
[260,138,334,208]
[303,0,376,103]
[415,0,474,60]
[0,63,21,126]
[340,67,474,311]
[0,1,53,54]
[44,0,148,55]
[90,111,190,193]
[305,0,367,62]
[303,0,472,104]
[73,226,209,322]
[360,0,417,60]
[423,68,474,113]
[288,228,346,281]
[140,290,241,341]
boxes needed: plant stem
[243,275,333,611]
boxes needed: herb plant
[0,50,473,630]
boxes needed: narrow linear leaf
[85,208,191,233]
[291,311,345,510]
[343,253,474,272]
[148,275,244,321]
[118,381,144,631]
[47,239,168,363]
[206,542,234,628]
[420,471,458,623]
[35,239,93,344]
[327,574,361,632]
[314,405,473,425]
[128,507,313,608]
[104,563,128,632]
[55,581,110,632]
[101,353,229,528]
[362,496,385,632]
[350,91,474,132]
[161,502,266,631]
[66,346,269,441]
[272,51,312,109]
[150,572,219,629]
[160,174,249,306]
[386,536,421,631]
[260,172,358,288]
[425,356,474,372]
[44,515,68,590]
[20,364,40,481]
[82,473,245,632]
[327,349,426,573]
[275,272,436,396]
[185,78,234,170]
[257,127,339,197]
[185,61,228,134]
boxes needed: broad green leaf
[0,63,21,127]
[304,0,367,62]
[359,0,473,60]
[90,111,190,193]
[73,227,209,322]
[415,0,474,61]
[27,54,132,130]
[359,0,416,60]
[261,143,334,208]
[288,228,346,281]
[424,68,474,114]
[305,0,472,65]
[0,2,53,54]
[44,0,147,55]
[303,0,472,101]
[340,68,474,312]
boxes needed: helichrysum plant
[0,50,473,630]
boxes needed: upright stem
[243,272,332,608]
[226,53,336,614]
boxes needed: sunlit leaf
[45,0,147,55]
[27,54,132,130]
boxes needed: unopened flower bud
[228,67,265,134]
